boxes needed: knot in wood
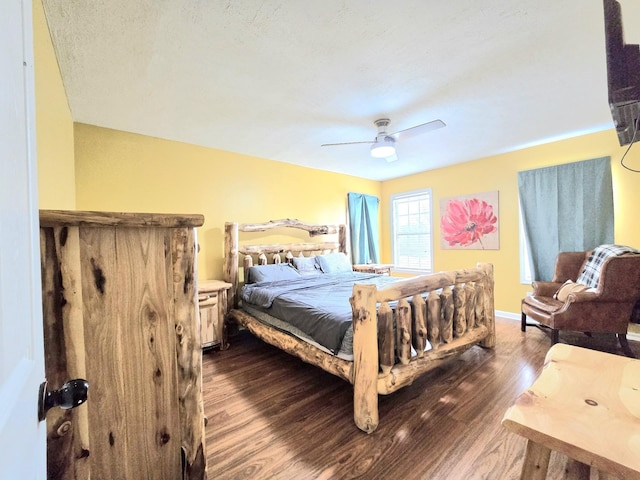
[157,428,171,445]
[57,421,72,437]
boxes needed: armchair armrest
[554,290,603,315]
[531,281,563,297]
[563,291,599,304]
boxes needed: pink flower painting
[440,192,499,250]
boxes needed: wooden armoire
[39,210,206,480]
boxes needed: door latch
[38,379,89,422]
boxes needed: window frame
[518,198,533,285]
[390,188,434,275]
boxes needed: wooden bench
[502,343,640,480]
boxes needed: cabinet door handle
[38,379,89,422]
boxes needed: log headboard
[223,219,347,309]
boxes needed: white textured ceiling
[42,0,640,181]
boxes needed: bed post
[224,222,239,309]
[339,224,347,255]
[479,262,495,348]
[350,283,379,434]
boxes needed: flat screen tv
[603,0,640,146]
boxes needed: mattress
[241,303,355,360]
[241,272,398,353]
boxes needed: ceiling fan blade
[321,140,374,147]
[385,153,398,163]
[390,119,446,140]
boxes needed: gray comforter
[241,273,397,353]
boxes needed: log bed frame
[223,219,496,433]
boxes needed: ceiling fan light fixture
[321,117,445,162]
[370,137,396,158]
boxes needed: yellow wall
[74,122,640,315]
[33,0,75,209]
[381,128,640,315]
[74,123,381,280]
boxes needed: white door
[0,0,46,478]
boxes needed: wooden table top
[198,279,232,293]
[502,343,640,479]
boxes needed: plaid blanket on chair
[576,244,640,288]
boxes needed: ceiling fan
[321,118,446,162]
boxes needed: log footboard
[229,263,495,434]
[351,263,495,433]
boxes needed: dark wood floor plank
[203,318,639,479]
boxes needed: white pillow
[246,264,301,283]
[291,256,321,276]
[554,280,593,302]
[315,252,353,274]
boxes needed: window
[391,189,433,273]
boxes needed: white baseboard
[495,310,520,321]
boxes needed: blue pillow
[292,256,321,276]
[315,252,353,274]
[246,264,301,283]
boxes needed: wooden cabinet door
[200,291,220,347]
[83,226,181,478]
[40,212,205,480]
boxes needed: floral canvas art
[440,191,499,250]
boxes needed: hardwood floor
[202,318,636,479]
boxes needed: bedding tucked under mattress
[241,272,398,353]
[241,304,355,360]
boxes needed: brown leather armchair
[521,250,640,357]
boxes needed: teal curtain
[518,157,614,281]
[347,192,380,264]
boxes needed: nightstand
[352,263,394,275]
[198,279,232,350]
